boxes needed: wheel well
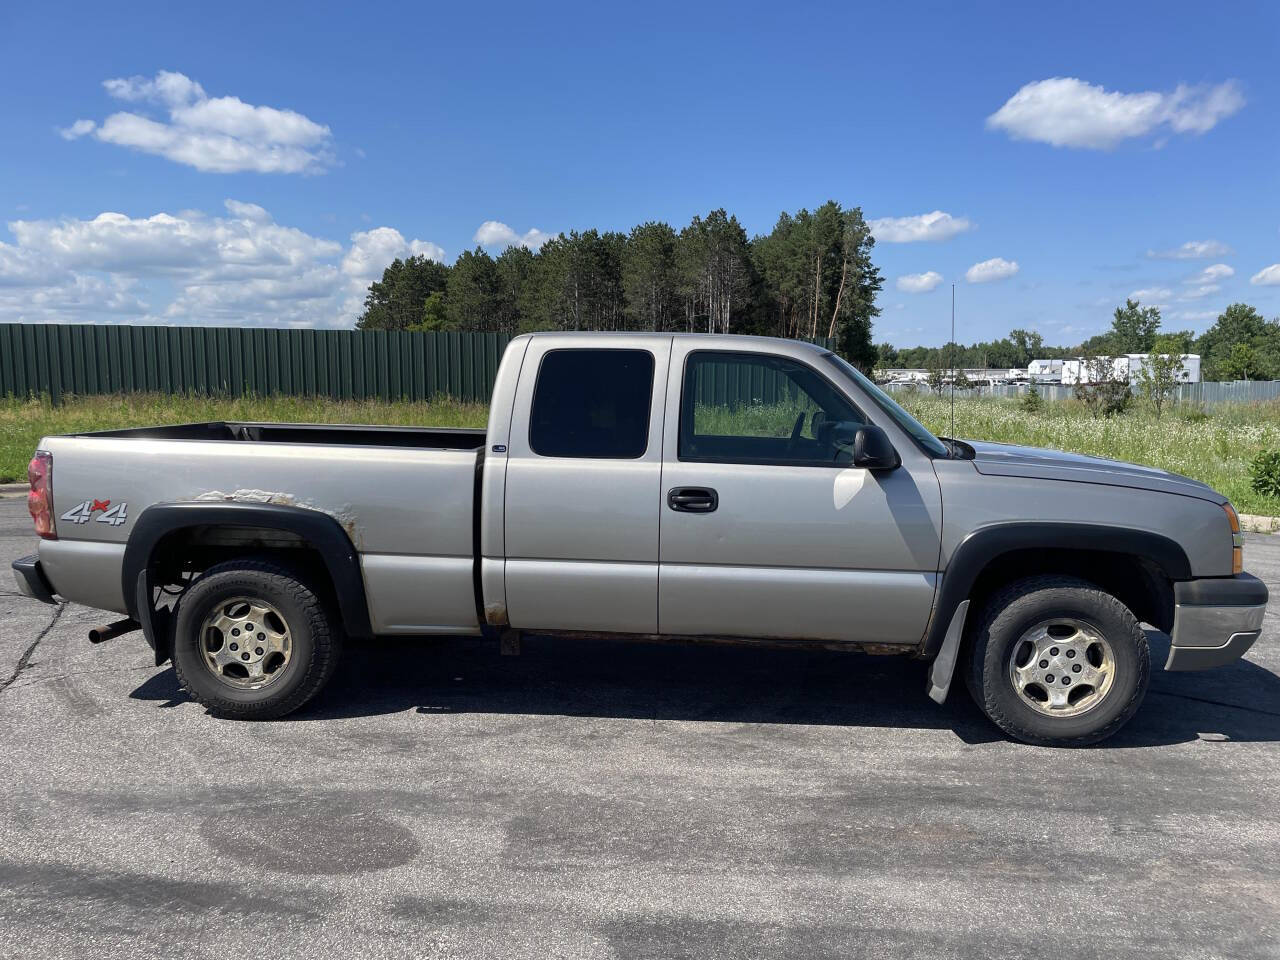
[125,503,375,666]
[150,524,339,610]
[967,548,1174,633]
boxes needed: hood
[963,439,1225,503]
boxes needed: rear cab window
[529,349,655,459]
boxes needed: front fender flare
[922,521,1191,660]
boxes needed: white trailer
[1060,359,1093,385]
[1113,354,1201,385]
[1028,359,1064,383]
[1060,354,1202,386]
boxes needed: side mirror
[853,424,900,471]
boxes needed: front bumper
[12,554,57,605]
[1165,573,1267,670]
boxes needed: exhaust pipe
[88,618,141,645]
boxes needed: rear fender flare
[122,502,373,663]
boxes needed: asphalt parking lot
[1,495,1278,959]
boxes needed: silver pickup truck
[13,333,1268,745]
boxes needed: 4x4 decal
[60,499,129,526]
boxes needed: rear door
[658,343,943,644]
[503,337,671,633]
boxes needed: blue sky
[1,0,1277,345]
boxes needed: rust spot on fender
[190,489,363,550]
[859,643,914,656]
[484,601,508,626]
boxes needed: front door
[658,344,942,644]
[503,337,671,634]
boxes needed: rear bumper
[12,555,57,605]
[1165,573,1267,671]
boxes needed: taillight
[1223,502,1243,575]
[27,451,55,540]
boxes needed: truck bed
[37,419,485,632]
[79,421,488,451]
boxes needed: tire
[964,575,1149,746]
[172,559,342,720]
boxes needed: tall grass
[900,392,1280,516]
[694,399,822,438]
[0,393,488,484]
[6,390,1280,518]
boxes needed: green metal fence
[0,324,513,404]
[0,324,838,406]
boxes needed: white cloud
[9,200,340,274]
[58,119,96,140]
[0,273,147,323]
[1180,285,1219,300]
[1186,263,1234,284]
[0,237,52,285]
[103,71,206,105]
[1129,287,1173,302]
[339,227,446,317]
[868,211,972,243]
[473,220,554,250]
[64,70,334,174]
[987,77,1244,149]
[0,200,442,326]
[1251,264,1280,286]
[896,271,943,293]
[341,227,444,281]
[164,265,342,323]
[965,258,1019,283]
[1148,240,1232,260]
[222,199,272,223]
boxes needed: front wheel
[172,559,342,719]
[965,575,1149,746]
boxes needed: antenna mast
[950,283,956,437]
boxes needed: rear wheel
[965,576,1149,746]
[173,559,342,719]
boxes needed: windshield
[822,353,950,458]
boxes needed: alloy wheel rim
[199,597,292,689]
[1007,617,1115,718]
